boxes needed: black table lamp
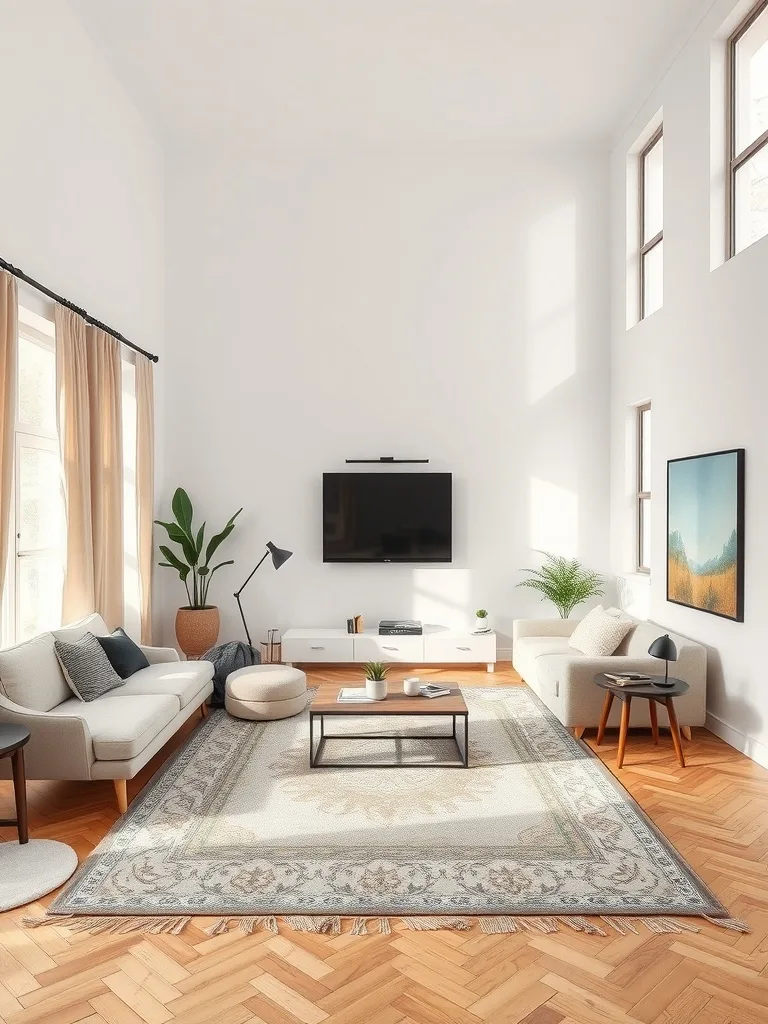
[648,634,677,688]
[234,542,293,648]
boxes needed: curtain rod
[0,256,159,363]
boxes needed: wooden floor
[2,664,768,1024]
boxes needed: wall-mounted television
[323,473,452,563]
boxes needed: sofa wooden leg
[572,726,585,739]
[200,701,209,719]
[681,725,692,741]
[113,779,128,815]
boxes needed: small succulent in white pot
[364,661,388,701]
[475,608,490,632]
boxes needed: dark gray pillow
[96,627,150,679]
[54,632,125,702]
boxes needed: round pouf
[0,840,78,912]
[225,665,308,721]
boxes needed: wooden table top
[311,684,467,715]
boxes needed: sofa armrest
[139,644,180,665]
[513,619,579,641]
[562,655,662,679]
[0,696,94,779]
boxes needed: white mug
[403,677,421,696]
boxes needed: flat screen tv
[323,473,452,563]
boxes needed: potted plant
[364,662,388,701]
[156,488,242,658]
[516,552,604,619]
[475,608,490,632]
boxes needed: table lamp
[234,542,293,648]
[648,634,677,688]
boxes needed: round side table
[594,675,689,769]
[0,724,31,843]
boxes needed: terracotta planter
[175,606,220,660]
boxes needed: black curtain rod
[0,256,159,363]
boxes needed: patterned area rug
[47,687,731,931]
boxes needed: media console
[281,625,496,672]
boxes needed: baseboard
[705,711,768,770]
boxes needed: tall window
[639,127,663,319]
[728,0,768,255]
[636,403,651,573]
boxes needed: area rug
[37,687,742,936]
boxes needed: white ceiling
[70,0,700,148]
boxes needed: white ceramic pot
[475,616,490,632]
[365,678,387,700]
[403,677,421,696]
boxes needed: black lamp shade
[648,634,677,662]
[267,541,293,570]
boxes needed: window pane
[639,497,651,571]
[735,10,768,153]
[18,445,64,552]
[734,142,768,253]
[642,239,663,317]
[17,554,63,642]
[18,334,56,434]
[640,408,651,491]
[643,135,663,242]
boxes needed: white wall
[610,0,768,764]
[162,146,611,652]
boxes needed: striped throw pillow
[54,632,125,702]
[568,606,633,657]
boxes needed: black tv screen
[323,473,452,563]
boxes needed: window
[636,403,651,573]
[728,0,768,255]
[639,127,663,319]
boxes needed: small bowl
[403,677,421,696]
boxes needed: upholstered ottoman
[225,664,307,721]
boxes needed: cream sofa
[512,615,706,736]
[0,614,213,812]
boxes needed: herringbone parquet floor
[2,665,768,1024]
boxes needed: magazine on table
[419,684,452,698]
[337,688,376,702]
[604,672,651,687]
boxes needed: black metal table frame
[309,710,469,768]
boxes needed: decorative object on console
[667,449,745,621]
[517,552,604,618]
[379,619,422,635]
[364,661,388,700]
[475,609,489,632]
[353,614,364,634]
[648,633,678,688]
[202,641,260,707]
[156,487,243,658]
[403,677,421,696]
[260,628,282,664]
[234,541,293,648]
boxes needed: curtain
[55,305,94,621]
[135,356,154,643]
[0,272,17,604]
[85,326,124,629]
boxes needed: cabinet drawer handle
[456,646,471,651]
[382,646,398,651]
[310,646,325,650]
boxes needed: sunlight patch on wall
[411,567,470,630]
[529,477,578,558]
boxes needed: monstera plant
[155,488,242,658]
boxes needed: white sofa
[0,614,213,812]
[512,615,706,735]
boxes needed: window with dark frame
[727,0,768,257]
[636,403,651,573]
[639,127,663,320]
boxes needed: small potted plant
[475,608,490,632]
[364,662,388,701]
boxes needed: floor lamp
[234,541,293,648]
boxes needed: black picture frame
[666,448,745,622]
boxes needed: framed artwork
[667,449,745,621]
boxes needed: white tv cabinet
[282,625,496,672]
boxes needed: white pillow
[569,606,633,657]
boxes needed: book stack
[604,672,651,687]
[419,684,451,699]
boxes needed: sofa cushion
[569,606,633,657]
[54,633,126,702]
[96,628,150,679]
[47,693,178,761]
[0,632,69,712]
[117,660,214,710]
[53,614,110,645]
[514,636,574,658]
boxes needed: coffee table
[309,686,469,768]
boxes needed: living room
[0,0,766,1021]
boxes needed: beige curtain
[55,306,94,621]
[0,272,18,603]
[85,326,124,629]
[135,356,154,643]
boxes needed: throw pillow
[54,632,125,702]
[568,606,633,657]
[96,627,150,679]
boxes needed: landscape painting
[667,449,745,621]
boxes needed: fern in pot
[364,662,388,701]
[517,553,604,619]
[156,488,242,658]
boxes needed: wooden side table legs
[596,691,614,746]
[617,696,632,769]
[649,700,659,745]
[666,697,686,768]
[1,748,30,844]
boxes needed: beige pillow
[569,606,633,657]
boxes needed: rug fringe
[402,917,472,931]
[704,915,751,933]
[22,915,190,935]
[285,915,341,934]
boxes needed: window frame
[638,125,663,321]
[636,402,651,574]
[726,0,768,258]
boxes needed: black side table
[0,724,31,844]
[594,675,689,769]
